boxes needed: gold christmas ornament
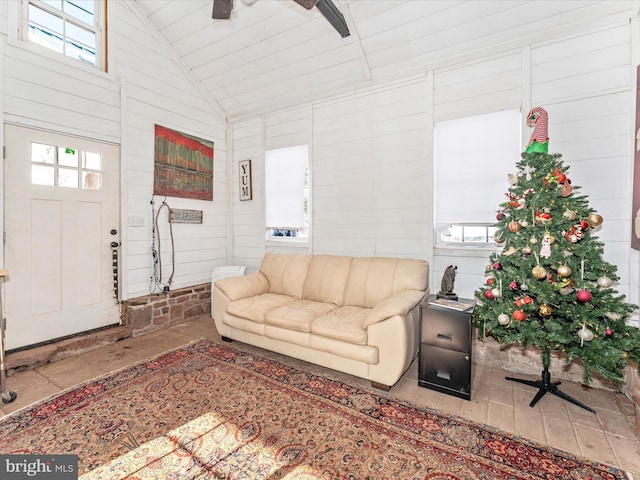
[508,221,521,233]
[529,236,538,245]
[539,304,552,316]
[497,313,510,325]
[587,213,603,227]
[563,210,577,221]
[490,288,502,298]
[597,276,613,288]
[532,265,547,279]
[557,265,572,277]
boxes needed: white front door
[4,124,121,351]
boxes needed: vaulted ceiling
[132,0,638,121]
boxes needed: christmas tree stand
[506,350,594,413]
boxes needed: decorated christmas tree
[474,107,640,411]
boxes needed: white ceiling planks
[133,0,637,121]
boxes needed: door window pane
[58,147,78,167]
[31,142,102,190]
[32,143,55,164]
[32,165,55,186]
[82,172,101,190]
[82,151,101,170]
[58,168,78,187]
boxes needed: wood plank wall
[0,2,228,299]
[231,20,638,316]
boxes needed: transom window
[31,142,102,190]
[24,0,103,68]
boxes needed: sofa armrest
[215,272,269,300]
[363,290,426,328]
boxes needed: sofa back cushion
[260,253,312,299]
[343,257,429,308]
[302,255,352,305]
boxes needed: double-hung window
[265,145,309,241]
[434,109,521,246]
[23,0,104,69]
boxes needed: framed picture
[239,159,252,201]
[153,125,214,201]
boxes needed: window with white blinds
[434,109,522,244]
[265,145,309,240]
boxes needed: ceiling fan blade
[293,0,319,9]
[316,0,350,38]
[212,0,233,19]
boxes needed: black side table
[418,295,474,400]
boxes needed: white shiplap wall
[531,23,633,301]
[231,78,432,277]
[230,20,638,309]
[1,1,228,300]
[111,2,227,297]
[434,21,636,304]
[312,78,430,259]
[231,117,266,271]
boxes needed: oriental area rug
[0,339,630,479]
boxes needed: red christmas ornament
[605,328,614,337]
[578,220,590,231]
[509,281,519,290]
[513,310,526,321]
[535,211,552,223]
[497,212,505,220]
[577,289,592,303]
[486,277,495,285]
[492,262,502,270]
[484,290,494,300]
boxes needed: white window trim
[265,145,310,245]
[18,0,106,71]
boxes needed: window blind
[434,109,522,226]
[265,145,308,229]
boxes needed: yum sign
[239,159,252,201]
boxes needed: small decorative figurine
[437,265,458,300]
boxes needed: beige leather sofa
[212,253,429,390]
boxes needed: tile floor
[1,314,638,478]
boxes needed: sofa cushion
[363,289,426,327]
[311,306,368,345]
[302,255,352,305]
[343,257,428,308]
[260,253,312,299]
[265,300,337,333]
[215,272,269,300]
[227,293,295,323]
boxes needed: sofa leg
[370,381,391,392]
[221,336,233,343]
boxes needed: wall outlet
[128,215,145,227]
